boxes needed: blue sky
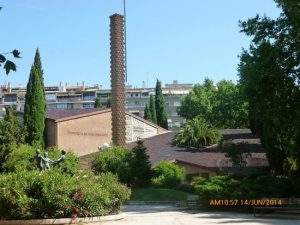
[1,0,281,88]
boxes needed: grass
[130,188,189,202]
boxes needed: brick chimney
[110,14,126,147]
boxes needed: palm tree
[174,117,221,148]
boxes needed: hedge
[151,161,186,188]
[0,170,130,219]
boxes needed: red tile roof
[46,108,109,121]
[126,130,268,170]
[79,129,268,171]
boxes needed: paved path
[91,205,300,225]
[90,205,300,225]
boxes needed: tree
[131,139,152,187]
[295,111,300,171]
[0,107,25,170]
[94,97,101,108]
[0,8,21,75]
[149,94,157,124]
[220,141,251,169]
[144,104,150,120]
[155,79,168,129]
[238,0,300,174]
[178,79,248,128]
[177,78,216,121]
[23,49,46,147]
[213,81,249,128]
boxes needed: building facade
[0,80,193,129]
[46,108,168,156]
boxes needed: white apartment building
[0,80,193,129]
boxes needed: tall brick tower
[110,14,126,147]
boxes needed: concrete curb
[0,214,125,225]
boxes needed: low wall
[0,214,124,225]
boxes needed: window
[57,103,68,109]
[83,103,93,109]
[46,93,56,101]
[174,101,181,107]
[99,94,109,98]
[67,103,73,109]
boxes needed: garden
[0,108,130,220]
[92,139,300,209]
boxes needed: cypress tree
[94,96,101,108]
[149,94,157,124]
[144,104,150,120]
[23,49,46,146]
[131,139,152,187]
[0,107,25,170]
[155,79,168,129]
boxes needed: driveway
[91,205,300,225]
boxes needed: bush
[92,146,133,185]
[174,117,221,148]
[151,161,185,188]
[2,144,79,175]
[193,175,240,204]
[46,147,80,175]
[0,170,130,219]
[192,174,300,206]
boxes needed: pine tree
[131,139,152,187]
[94,97,101,108]
[144,104,150,120]
[155,79,168,129]
[149,94,157,124]
[23,49,46,146]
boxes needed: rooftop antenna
[123,0,128,82]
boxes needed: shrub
[2,144,79,175]
[2,144,36,172]
[192,174,300,206]
[46,147,79,175]
[193,175,240,204]
[151,161,185,188]
[92,146,133,185]
[174,117,221,148]
[0,170,130,219]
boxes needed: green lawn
[131,188,189,201]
